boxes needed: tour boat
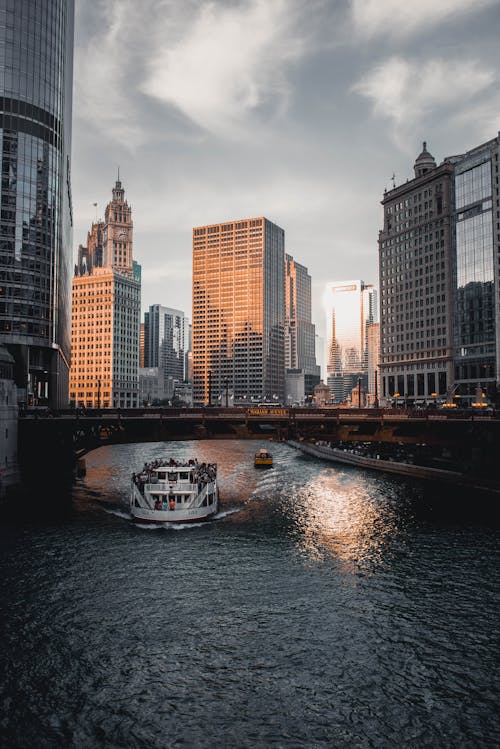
[254,448,273,467]
[130,458,219,523]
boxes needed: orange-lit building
[192,217,285,405]
[69,179,140,408]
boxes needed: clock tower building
[70,176,141,409]
[103,176,134,271]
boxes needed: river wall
[287,440,500,495]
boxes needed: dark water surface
[1,440,499,748]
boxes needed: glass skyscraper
[453,136,499,403]
[0,0,74,408]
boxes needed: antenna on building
[93,202,97,222]
[391,173,396,189]
[117,165,120,182]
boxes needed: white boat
[130,458,219,523]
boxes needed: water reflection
[274,467,400,571]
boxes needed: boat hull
[130,507,218,523]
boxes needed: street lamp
[224,378,229,408]
[97,378,101,410]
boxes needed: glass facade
[144,304,190,387]
[192,218,285,405]
[0,0,74,407]
[454,152,496,401]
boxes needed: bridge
[17,406,500,494]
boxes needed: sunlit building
[366,322,380,405]
[192,217,285,405]
[0,1,75,408]
[70,178,140,408]
[325,280,377,403]
[285,254,320,403]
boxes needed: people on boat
[169,497,176,511]
[154,498,162,510]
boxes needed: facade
[379,144,455,404]
[139,367,165,406]
[325,280,377,403]
[285,254,320,403]
[144,304,190,390]
[0,344,19,497]
[452,135,499,404]
[366,322,380,405]
[379,136,500,406]
[0,0,75,408]
[192,217,285,405]
[69,179,140,408]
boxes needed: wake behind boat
[130,458,219,523]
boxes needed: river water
[0,440,499,748]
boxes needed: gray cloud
[72,0,500,343]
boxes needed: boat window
[176,495,183,504]
[208,494,213,505]
[179,472,189,480]
[202,497,208,507]
[157,472,166,480]
[168,472,177,481]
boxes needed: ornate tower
[103,175,134,270]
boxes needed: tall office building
[285,254,320,403]
[325,280,377,403]
[192,217,285,405]
[0,0,75,408]
[379,136,500,406]
[69,178,140,408]
[144,304,190,394]
[453,135,499,404]
[379,144,455,404]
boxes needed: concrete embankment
[287,440,500,495]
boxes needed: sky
[72,0,500,341]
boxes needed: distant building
[139,367,165,406]
[192,217,285,405]
[0,1,75,408]
[70,178,140,408]
[285,255,320,403]
[313,381,330,406]
[143,305,190,394]
[325,280,377,403]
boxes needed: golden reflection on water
[289,468,398,572]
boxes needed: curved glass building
[0,0,74,408]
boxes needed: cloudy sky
[72,0,500,339]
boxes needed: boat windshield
[168,471,178,481]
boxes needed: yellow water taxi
[254,448,273,467]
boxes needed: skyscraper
[0,0,75,408]
[144,304,190,397]
[379,144,454,405]
[192,217,285,405]
[325,280,377,403]
[453,134,499,405]
[378,137,500,407]
[70,178,140,409]
[285,254,320,403]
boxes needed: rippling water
[1,440,499,748]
